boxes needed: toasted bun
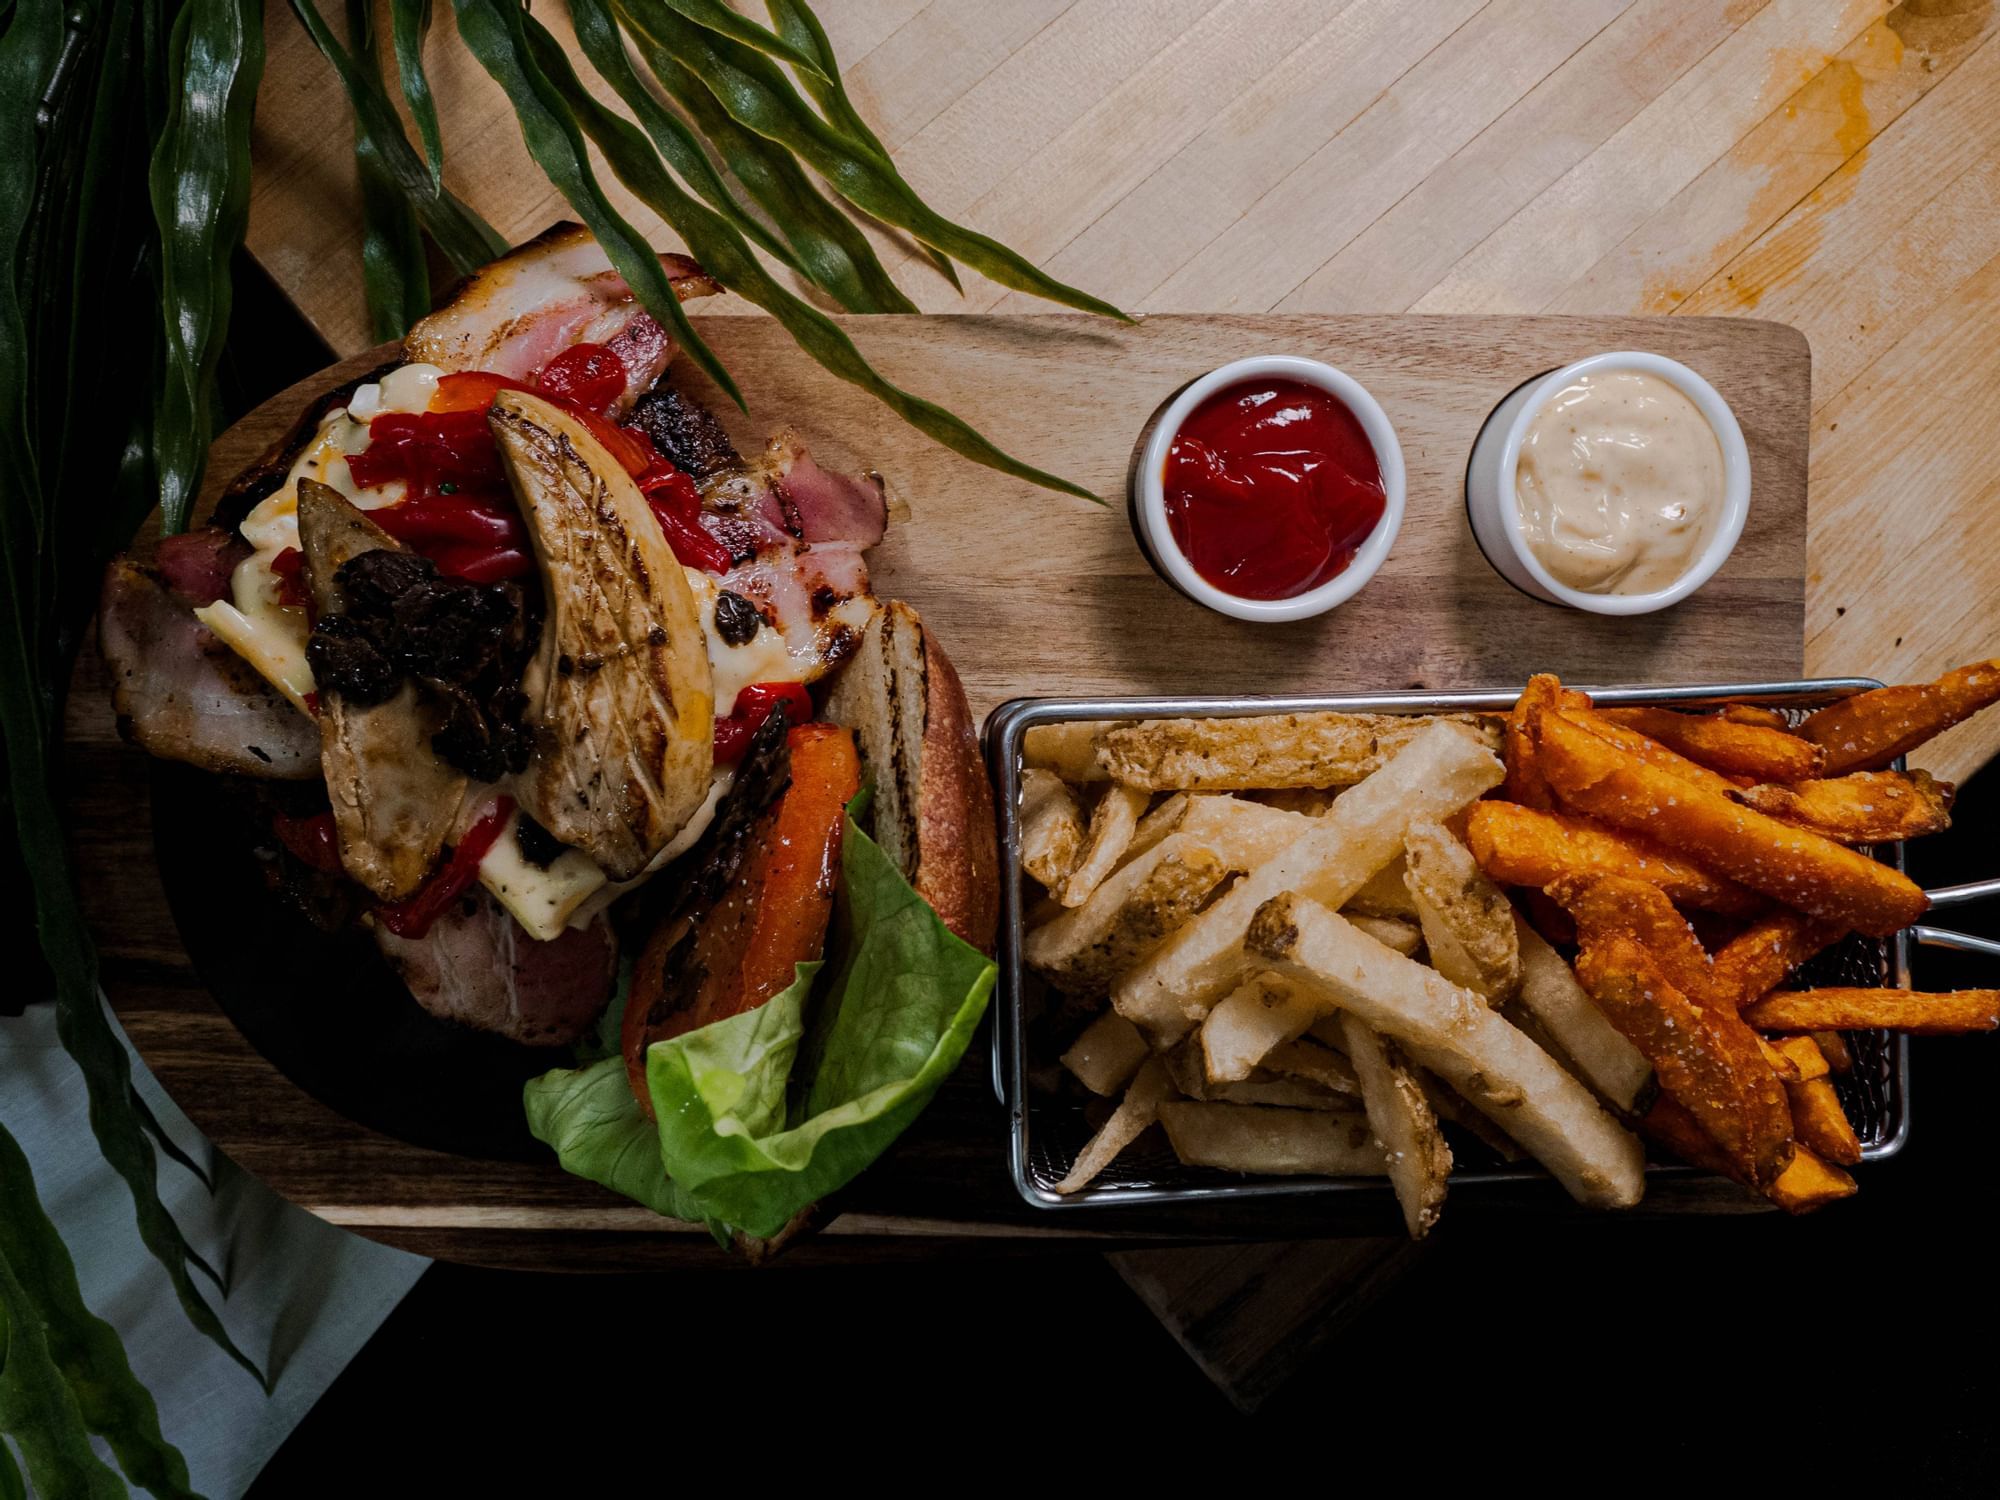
[824,601,999,954]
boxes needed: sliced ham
[98,559,320,779]
[374,886,617,1046]
[154,527,248,606]
[405,222,718,413]
[775,438,886,548]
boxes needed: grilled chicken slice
[489,391,714,880]
[297,480,468,901]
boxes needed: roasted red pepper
[346,408,505,493]
[712,682,813,763]
[370,493,525,549]
[269,545,307,607]
[428,370,531,413]
[535,341,627,413]
[624,723,861,1110]
[374,798,514,939]
[271,811,342,874]
[639,460,734,574]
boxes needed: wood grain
[242,0,2000,780]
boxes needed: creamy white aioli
[1514,370,1723,595]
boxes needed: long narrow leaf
[126,1085,215,1196]
[639,35,916,314]
[1,1427,25,1500]
[288,0,506,277]
[348,0,430,339]
[651,0,826,81]
[448,0,742,408]
[618,1,1129,320]
[0,1248,128,1500]
[388,0,443,187]
[148,0,264,534]
[521,18,1094,500]
[564,0,806,280]
[0,1125,201,1500]
[763,0,960,292]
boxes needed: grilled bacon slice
[490,391,714,880]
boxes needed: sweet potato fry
[1465,801,1761,914]
[1812,1029,1854,1073]
[1787,1075,1861,1166]
[1638,1094,1737,1177]
[1731,769,1954,845]
[1504,673,1565,809]
[1572,931,1793,1189]
[1720,704,1791,731]
[1769,1034,1830,1083]
[1562,706,1742,798]
[1767,1146,1858,1214]
[1598,706,1824,782]
[1550,874,1724,1007]
[1740,987,2000,1035]
[1798,659,2000,774]
[1534,708,1929,936]
[1710,910,1845,1008]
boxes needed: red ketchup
[1162,378,1386,600]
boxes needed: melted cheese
[477,806,608,940]
[683,569,798,712]
[566,767,734,930]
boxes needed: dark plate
[150,760,572,1162]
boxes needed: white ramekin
[1131,355,1405,623]
[1465,350,1750,615]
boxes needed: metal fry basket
[984,681,1920,1211]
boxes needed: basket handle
[1915,879,2000,965]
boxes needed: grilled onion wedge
[489,390,714,879]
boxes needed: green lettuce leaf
[525,816,995,1241]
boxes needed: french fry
[1246,895,1645,1208]
[1756,1036,1802,1083]
[1598,706,1825,782]
[1512,917,1653,1113]
[1344,855,1419,919]
[1025,833,1227,996]
[1571,930,1793,1189]
[1113,721,1503,1042]
[1200,974,1320,1083]
[1094,711,1502,790]
[1158,1101,1384,1176]
[1060,1011,1150,1097]
[1768,1034,1830,1082]
[1177,795,1318,869]
[1740,987,2000,1035]
[1062,784,1150,906]
[1403,817,1520,1003]
[1812,1029,1854,1073]
[1719,704,1791,731]
[1339,1014,1451,1237]
[1563,705,1743,798]
[1418,1070,1525,1161]
[1503,673,1565,809]
[1019,768,1086,893]
[1798,659,2000,774]
[1550,874,1724,1007]
[1262,1038,1361,1096]
[1710,910,1845,1008]
[1346,913,1423,955]
[1023,721,1114,781]
[1787,1076,1862,1166]
[1534,707,1929,936]
[1209,1077,1356,1109]
[1124,791,1191,862]
[1053,1057,1174,1194]
[1731,769,1954,845]
[1465,801,1761,914]
[1248,787,1340,816]
[1767,1146,1858,1214]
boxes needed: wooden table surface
[248,0,2000,780]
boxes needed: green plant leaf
[1,1429,25,1500]
[288,0,506,278]
[126,1085,215,1197]
[148,0,266,535]
[564,0,807,282]
[618,0,1129,320]
[348,0,430,340]
[637,35,917,314]
[0,1246,129,1500]
[762,0,960,292]
[649,0,827,81]
[449,0,743,408]
[389,0,444,188]
[521,19,1095,498]
[0,1124,201,1499]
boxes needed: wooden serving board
[81,313,1810,1268]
